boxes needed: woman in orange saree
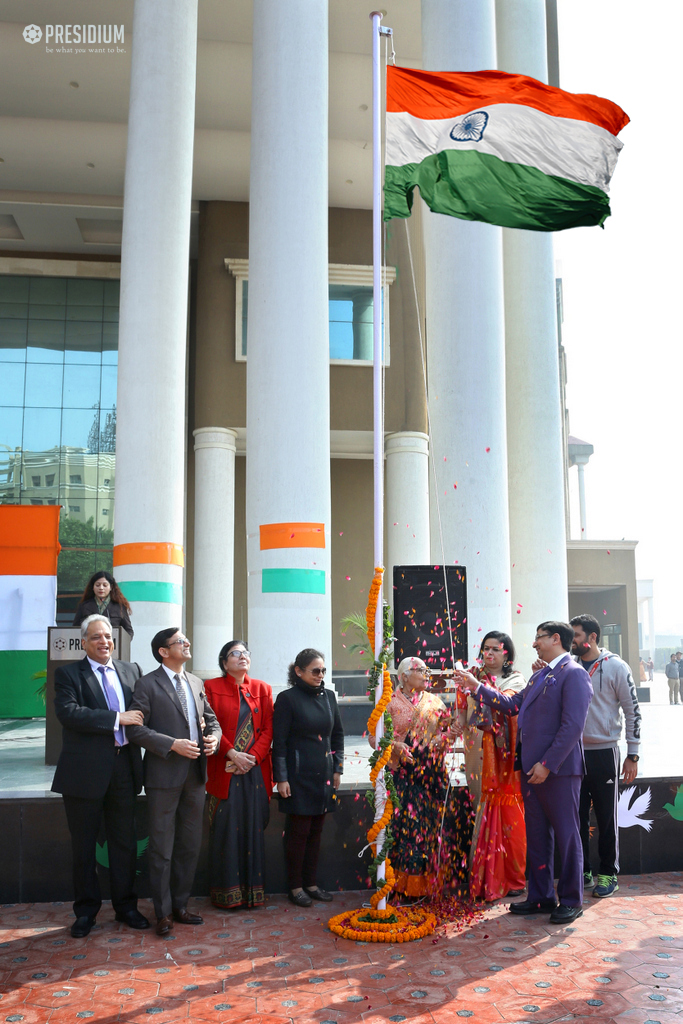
[459,631,527,902]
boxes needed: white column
[422,0,511,658]
[648,597,655,665]
[192,428,237,677]
[576,460,588,537]
[113,0,197,670]
[246,0,331,692]
[497,0,568,677]
[385,432,430,589]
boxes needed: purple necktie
[98,665,126,746]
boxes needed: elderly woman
[73,571,133,638]
[204,641,273,910]
[457,631,526,902]
[272,649,344,907]
[378,656,473,900]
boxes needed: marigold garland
[327,567,436,944]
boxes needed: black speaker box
[392,565,468,669]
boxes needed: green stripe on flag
[262,568,326,595]
[384,149,611,231]
[0,650,47,718]
[118,581,183,604]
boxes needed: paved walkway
[1,872,682,1023]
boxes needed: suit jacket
[477,654,593,775]
[73,598,134,638]
[126,666,221,789]
[204,675,273,801]
[51,656,144,800]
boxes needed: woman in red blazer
[204,640,273,909]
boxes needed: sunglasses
[307,667,327,677]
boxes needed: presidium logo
[23,23,125,50]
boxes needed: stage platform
[0,873,682,1024]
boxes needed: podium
[45,626,131,765]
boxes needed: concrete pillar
[421,0,512,658]
[385,432,430,590]
[192,428,237,677]
[352,290,374,360]
[113,0,198,669]
[497,0,568,676]
[246,0,331,691]
[576,460,588,537]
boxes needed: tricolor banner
[0,506,61,717]
[384,66,629,231]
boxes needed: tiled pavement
[0,873,681,1024]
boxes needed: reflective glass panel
[97,409,116,453]
[22,407,61,453]
[0,318,28,361]
[0,363,26,406]
[30,278,67,305]
[102,323,118,364]
[100,365,116,410]
[65,321,102,363]
[62,364,102,409]
[0,406,24,450]
[61,408,100,452]
[24,363,64,408]
[66,279,104,321]
[0,277,29,302]
[27,320,65,362]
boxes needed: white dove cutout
[618,786,653,831]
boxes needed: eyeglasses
[227,649,249,658]
[307,667,327,677]
[166,637,190,648]
[534,634,551,641]
[411,667,431,676]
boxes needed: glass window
[63,364,102,409]
[0,318,28,361]
[1,274,119,613]
[24,363,64,408]
[0,363,26,405]
[27,320,65,362]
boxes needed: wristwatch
[625,754,639,763]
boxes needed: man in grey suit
[127,628,221,936]
[52,614,149,938]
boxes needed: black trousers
[579,747,620,877]
[284,813,326,890]
[62,746,138,920]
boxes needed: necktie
[98,666,126,746]
[173,673,189,722]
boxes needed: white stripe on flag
[0,574,57,651]
[386,104,623,192]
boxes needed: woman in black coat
[72,570,134,638]
[272,648,344,907]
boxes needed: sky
[555,0,683,636]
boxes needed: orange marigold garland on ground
[327,567,436,944]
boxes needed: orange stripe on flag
[0,506,61,576]
[259,523,326,550]
[113,542,185,568]
[387,66,629,136]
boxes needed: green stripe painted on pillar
[0,650,47,718]
[261,568,326,595]
[118,581,183,604]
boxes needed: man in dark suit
[52,614,149,938]
[458,620,593,924]
[127,628,221,936]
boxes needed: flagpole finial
[369,10,385,20]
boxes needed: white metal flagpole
[370,7,391,909]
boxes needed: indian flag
[384,66,629,231]
[0,506,60,717]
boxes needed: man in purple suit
[457,621,592,924]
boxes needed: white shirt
[548,652,570,670]
[88,656,123,736]
[162,664,199,744]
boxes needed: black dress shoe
[549,904,583,924]
[115,909,150,930]
[507,889,526,897]
[509,898,557,915]
[172,908,204,925]
[304,887,333,902]
[71,916,95,938]
[288,890,313,907]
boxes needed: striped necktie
[173,673,189,721]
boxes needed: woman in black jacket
[72,570,134,638]
[272,648,344,907]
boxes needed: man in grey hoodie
[570,614,641,899]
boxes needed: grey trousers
[146,774,205,920]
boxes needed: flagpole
[370,7,390,910]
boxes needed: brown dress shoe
[172,908,204,925]
[156,915,174,937]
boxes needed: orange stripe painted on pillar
[113,542,185,568]
[259,523,325,550]
[0,506,61,576]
